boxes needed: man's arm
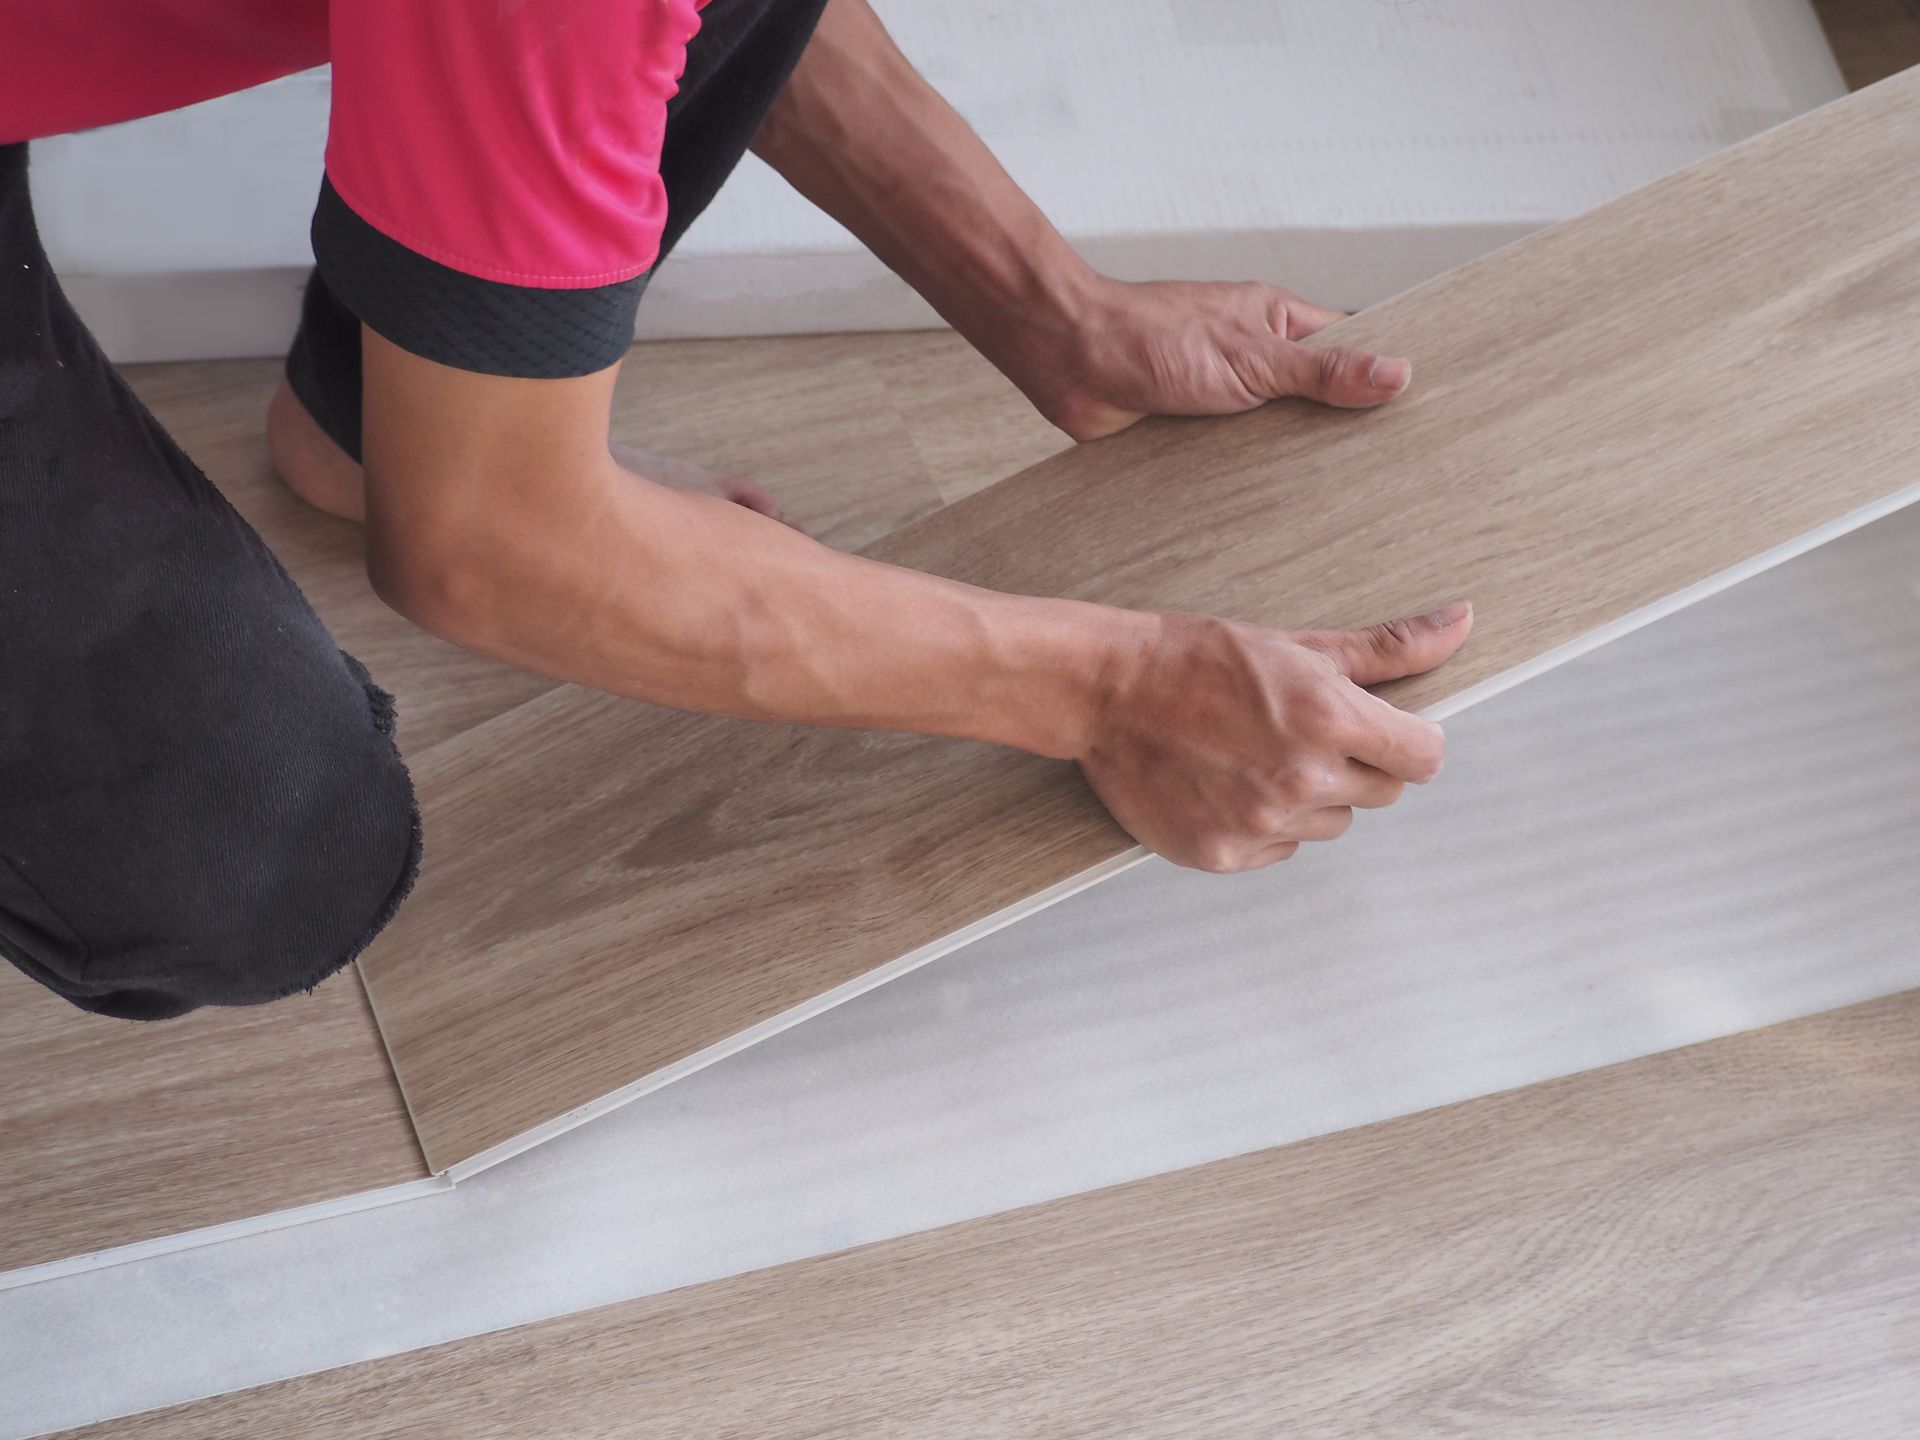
[753,0,1412,441]
[360,334,1469,874]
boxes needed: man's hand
[757,2,1413,445]
[1001,277,1413,443]
[1081,602,1471,872]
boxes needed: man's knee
[0,645,421,1021]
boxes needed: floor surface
[52,996,1920,1438]
[10,498,1919,1436]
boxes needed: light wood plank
[360,72,1920,1173]
[1,333,995,1276]
[869,332,1068,504]
[0,963,424,1276]
[69,991,1920,1437]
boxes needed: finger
[1294,601,1474,686]
[1259,339,1411,408]
[1339,760,1405,810]
[1341,689,1447,784]
[1236,838,1302,873]
[1281,806,1353,843]
[1273,290,1348,340]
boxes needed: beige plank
[360,72,1920,1174]
[607,330,955,554]
[70,991,1920,1437]
[867,330,1069,503]
[0,332,976,1275]
[0,962,423,1276]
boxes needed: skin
[273,0,1472,876]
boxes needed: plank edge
[0,1175,454,1295]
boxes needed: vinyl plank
[66,990,1920,1438]
[0,963,426,1278]
[865,331,1069,504]
[360,72,1920,1174]
[1,333,960,1278]
[608,330,954,554]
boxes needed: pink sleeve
[324,0,707,289]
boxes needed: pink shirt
[2,0,711,289]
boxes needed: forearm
[376,451,1145,760]
[755,0,1095,355]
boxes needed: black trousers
[0,0,825,1020]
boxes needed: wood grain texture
[1812,0,1920,89]
[360,72,1920,1173]
[0,963,422,1275]
[70,991,1920,1438]
[0,333,1015,1275]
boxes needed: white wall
[30,0,1845,361]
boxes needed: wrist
[967,594,1158,762]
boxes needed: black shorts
[0,0,823,1020]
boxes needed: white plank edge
[435,476,1920,1182]
[0,1174,454,1295]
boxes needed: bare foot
[267,378,369,521]
[266,378,784,523]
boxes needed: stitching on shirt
[326,172,658,287]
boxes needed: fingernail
[1427,599,1471,627]
[1368,355,1410,392]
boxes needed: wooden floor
[14,58,1915,1279]
[67,989,1920,1438]
[0,331,1058,1279]
[1813,0,1920,88]
[358,71,1920,1174]
[0,962,422,1277]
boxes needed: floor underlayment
[9,500,1918,1437]
[358,70,1920,1177]
[27,0,1844,360]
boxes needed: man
[0,0,1470,1021]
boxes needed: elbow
[365,512,507,651]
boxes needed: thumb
[1295,601,1473,686]
[1261,339,1411,409]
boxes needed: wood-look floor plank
[867,332,1068,504]
[1,333,997,1275]
[0,963,423,1276]
[68,991,1920,1438]
[361,71,1920,1174]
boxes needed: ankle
[267,379,367,523]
